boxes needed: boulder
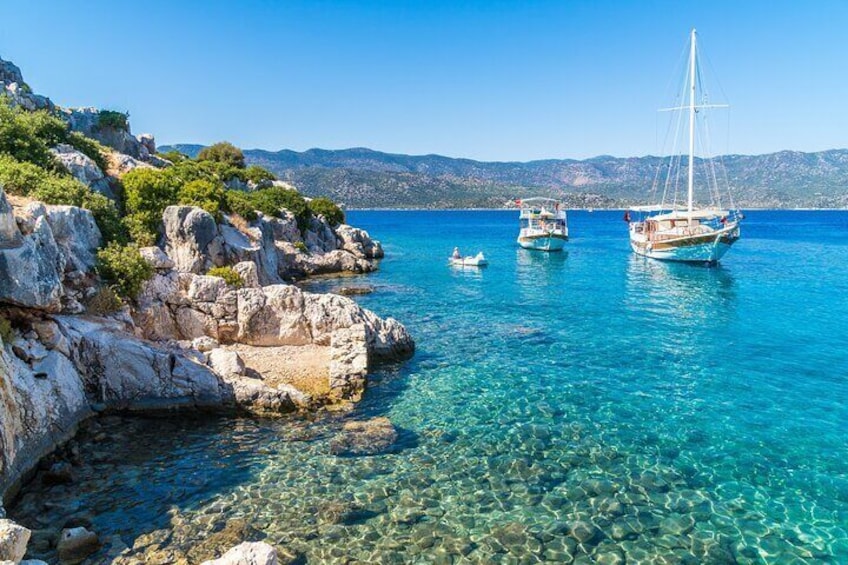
[162,206,226,274]
[0,210,64,311]
[44,205,101,275]
[137,133,156,156]
[0,519,30,562]
[49,144,113,199]
[207,349,245,378]
[335,224,384,259]
[329,417,398,456]
[200,542,278,565]
[56,526,99,564]
[140,246,175,270]
[110,153,153,175]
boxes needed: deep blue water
[12,210,848,563]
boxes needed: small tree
[96,110,129,131]
[122,168,178,241]
[197,142,245,169]
[96,242,154,300]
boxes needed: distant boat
[517,198,568,251]
[627,29,742,264]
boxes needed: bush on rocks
[96,110,129,131]
[251,186,311,232]
[178,179,226,218]
[123,168,178,242]
[244,165,276,184]
[96,242,154,300]
[0,98,66,170]
[224,190,258,221]
[308,197,345,226]
[207,266,244,288]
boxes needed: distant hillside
[162,144,848,209]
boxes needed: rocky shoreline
[0,56,414,563]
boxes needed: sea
[11,210,848,564]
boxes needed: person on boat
[623,210,631,222]
[452,247,461,259]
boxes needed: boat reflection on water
[625,254,736,330]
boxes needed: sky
[2,1,846,161]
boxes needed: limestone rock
[200,542,278,565]
[335,224,384,259]
[329,325,368,401]
[110,153,153,175]
[232,261,260,288]
[49,144,113,198]
[0,211,64,311]
[137,133,156,156]
[57,526,99,564]
[162,206,226,274]
[222,376,301,415]
[207,349,245,379]
[62,107,143,159]
[192,336,219,352]
[45,205,101,275]
[329,417,398,456]
[0,519,30,562]
[140,246,175,270]
[1,57,53,111]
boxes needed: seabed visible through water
[11,210,848,563]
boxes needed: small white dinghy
[449,251,488,267]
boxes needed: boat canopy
[649,208,730,221]
[518,197,563,207]
[629,204,686,212]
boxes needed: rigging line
[700,112,722,209]
[663,48,691,209]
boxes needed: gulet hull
[630,226,740,264]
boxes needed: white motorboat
[517,198,568,251]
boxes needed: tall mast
[687,28,696,214]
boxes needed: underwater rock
[200,541,278,565]
[329,417,398,456]
[335,285,374,296]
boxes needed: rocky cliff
[0,56,414,563]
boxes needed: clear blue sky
[2,1,846,161]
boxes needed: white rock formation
[0,189,101,313]
[49,144,114,199]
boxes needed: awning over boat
[650,208,730,221]
[629,204,687,212]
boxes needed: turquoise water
[12,210,848,563]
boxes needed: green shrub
[0,316,14,344]
[0,98,65,170]
[295,241,308,254]
[308,197,345,226]
[158,150,187,163]
[123,213,158,247]
[84,286,123,315]
[96,110,129,131]
[67,131,110,173]
[0,154,47,195]
[244,165,275,184]
[178,179,226,218]
[122,168,178,241]
[96,242,154,300]
[197,142,245,169]
[207,266,243,288]
[251,186,311,232]
[224,190,257,221]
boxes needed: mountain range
[161,145,848,209]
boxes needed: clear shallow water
[12,210,848,564]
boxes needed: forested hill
[161,144,848,209]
